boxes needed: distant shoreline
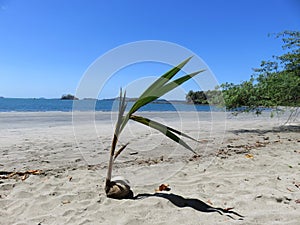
[0,97,204,105]
[0,98,214,112]
[0,96,188,102]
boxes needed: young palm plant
[105,57,205,199]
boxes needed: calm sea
[0,98,219,112]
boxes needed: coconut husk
[105,177,133,199]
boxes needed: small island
[61,94,79,100]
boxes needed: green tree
[221,30,300,115]
[186,90,208,104]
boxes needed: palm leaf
[115,89,127,136]
[114,142,129,161]
[106,89,127,183]
[138,57,193,98]
[130,115,198,154]
[120,59,205,133]
[130,115,199,142]
[127,57,193,116]
[152,70,205,100]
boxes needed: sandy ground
[0,111,299,225]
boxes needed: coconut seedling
[105,57,205,199]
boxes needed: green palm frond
[152,70,205,100]
[129,115,198,155]
[132,56,193,111]
[115,57,205,159]
[120,57,205,132]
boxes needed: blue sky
[0,0,299,99]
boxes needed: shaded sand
[0,111,299,224]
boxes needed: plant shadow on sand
[130,193,244,220]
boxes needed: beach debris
[198,139,209,143]
[207,199,213,205]
[255,194,263,199]
[295,199,300,204]
[0,170,42,180]
[136,157,167,165]
[293,182,300,188]
[68,176,73,182]
[155,183,171,192]
[61,200,71,204]
[189,154,201,161]
[255,141,268,147]
[245,154,254,159]
[27,170,41,175]
[129,151,138,155]
[21,173,29,181]
[276,196,292,203]
[217,139,273,158]
[223,207,235,212]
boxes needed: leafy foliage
[220,31,299,113]
[186,90,208,104]
[186,90,224,106]
[185,31,299,117]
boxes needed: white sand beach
[0,111,299,225]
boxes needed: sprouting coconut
[105,57,204,199]
[105,176,133,199]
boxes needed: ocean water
[0,98,219,112]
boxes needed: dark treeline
[186,90,221,105]
[61,94,78,100]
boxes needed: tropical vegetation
[187,31,300,117]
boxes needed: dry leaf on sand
[245,154,254,159]
[155,184,171,192]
